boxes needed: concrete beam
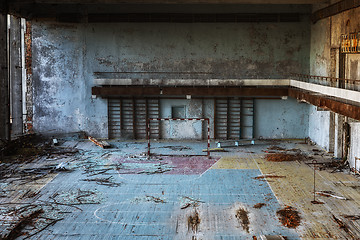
[290,80,360,105]
[0,13,9,142]
[9,0,327,4]
[9,15,23,137]
[289,88,360,121]
[92,86,289,97]
[94,78,290,87]
[93,78,360,104]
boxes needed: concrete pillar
[349,122,360,171]
[0,14,9,142]
[9,15,23,137]
[334,114,344,159]
[329,112,335,153]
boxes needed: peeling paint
[32,19,310,138]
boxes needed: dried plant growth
[188,211,201,233]
[235,208,250,233]
[276,206,301,228]
[254,175,286,180]
[266,153,306,162]
[253,203,266,209]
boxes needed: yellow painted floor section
[211,156,258,169]
[211,141,360,239]
[251,151,360,239]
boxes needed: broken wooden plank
[332,214,356,239]
[1,208,44,240]
[316,191,347,200]
[88,136,111,149]
[202,148,225,152]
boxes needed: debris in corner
[276,206,301,228]
[0,134,78,163]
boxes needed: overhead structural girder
[93,86,360,121]
[289,88,360,121]
[92,86,289,97]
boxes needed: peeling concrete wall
[308,106,331,151]
[309,5,360,151]
[159,99,210,140]
[349,122,360,171]
[32,22,108,137]
[158,97,309,140]
[347,55,360,80]
[32,15,310,137]
[308,7,333,150]
[87,21,310,79]
[330,6,360,84]
[254,97,309,139]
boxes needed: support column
[0,13,9,142]
[9,15,23,137]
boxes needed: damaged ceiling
[0,0,320,20]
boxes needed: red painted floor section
[112,156,219,175]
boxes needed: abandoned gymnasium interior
[0,0,360,239]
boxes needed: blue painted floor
[32,152,300,240]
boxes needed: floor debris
[115,161,174,175]
[144,195,166,203]
[132,195,166,204]
[88,136,111,149]
[52,138,59,146]
[137,165,172,174]
[0,203,66,240]
[342,215,360,221]
[55,162,69,171]
[267,146,286,151]
[81,176,122,187]
[1,139,358,239]
[310,200,324,204]
[276,206,301,229]
[254,175,286,180]
[161,146,192,151]
[316,191,347,200]
[1,208,44,240]
[202,148,225,152]
[332,214,356,239]
[253,203,267,209]
[235,208,250,233]
[254,235,288,240]
[0,134,78,163]
[266,153,308,162]
[50,189,101,205]
[180,196,204,209]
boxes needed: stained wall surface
[32,10,311,138]
[254,98,309,139]
[309,4,360,154]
